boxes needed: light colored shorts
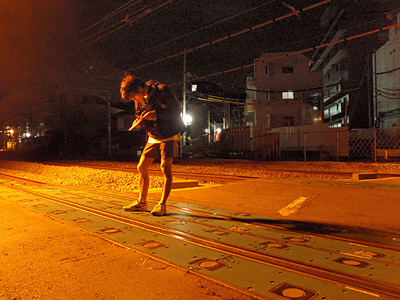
[142,141,177,159]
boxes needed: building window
[264,115,270,128]
[265,65,269,75]
[282,90,294,99]
[282,66,293,74]
[264,91,270,101]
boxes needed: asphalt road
[163,176,400,236]
[1,173,400,300]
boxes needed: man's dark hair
[120,74,146,100]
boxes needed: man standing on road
[120,74,186,216]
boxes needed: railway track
[1,171,400,300]
[41,161,400,182]
[41,161,257,184]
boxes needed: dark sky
[0,1,79,124]
[74,0,327,83]
[0,0,352,125]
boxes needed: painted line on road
[278,196,309,216]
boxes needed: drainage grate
[136,240,166,250]
[189,258,228,271]
[260,241,289,249]
[334,257,370,268]
[99,228,122,234]
[269,283,317,300]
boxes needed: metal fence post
[336,131,339,162]
[373,128,377,163]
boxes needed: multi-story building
[310,1,392,129]
[373,11,400,128]
[245,52,323,131]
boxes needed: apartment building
[245,52,323,131]
[374,11,400,128]
[310,1,392,129]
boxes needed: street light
[183,114,192,125]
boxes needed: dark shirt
[135,82,186,140]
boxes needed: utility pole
[183,52,187,146]
[180,52,187,157]
[107,77,112,158]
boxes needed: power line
[169,22,400,86]
[118,0,277,65]
[63,0,174,59]
[195,96,246,105]
[110,1,390,81]
[80,0,144,34]
[77,0,166,47]
[125,0,332,73]
[375,66,400,75]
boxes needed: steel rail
[3,178,400,299]
[41,162,255,183]
[41,161,400,181]
[1,171,399,252]
[39,178,400,253]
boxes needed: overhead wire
[119,0,277,64]
[196,96,245,105]
[375,66,400,75]
[110,0,391,82]
[80,0,145,34]
[77,0,167,47]
[212,15,400,93]
[169,22,400,86]
[125,0,332,73]
[63,0,174,59]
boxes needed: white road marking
[278,196,308,216]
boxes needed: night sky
[1,0,395,125]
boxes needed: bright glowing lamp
[183,114,192,125]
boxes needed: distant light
[26,132,31,138]
[314,117,322,123]
[313,106,318,110]
[183,114,192,125]
[191,84,197,92]
[216,128,222,133]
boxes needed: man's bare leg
[123,155,154,211]
[159,157,173,205]
[137,155,155,203]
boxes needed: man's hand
[128,118,142,131]
[141,110,156,120]
[128,110,156,131]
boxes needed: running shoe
[151,204,167,216]
[123,201,148,211]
